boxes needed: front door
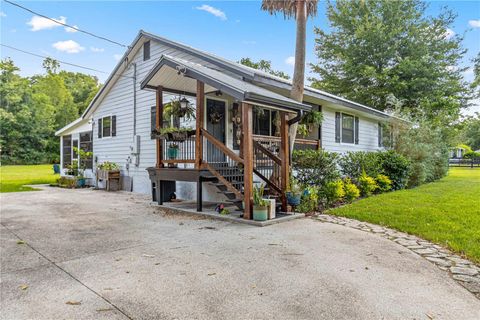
[206,99,226,162]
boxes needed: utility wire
[1,43,133,79]
[3,0,128,48]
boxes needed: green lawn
[0,164,59,193]
[327,167,480,263]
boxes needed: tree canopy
[310,0,471,124]
[239,57,290,80]
[0,58,100,164]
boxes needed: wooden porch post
[280,112,290,212]
[242,103,253,219]
[195,80,204,169]
[156,86,163,168]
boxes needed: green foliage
[375,174,392,193]
[343,178,360,203]
[292,149,340,186]
[464,151,480,159]
[287,176,302,196]
[389,119,450,187]
[219,208,230,215]
[57,176,77,189]
[163,98,196,121]
[253,184,268,207]
[455,113,480,151]
[239,57,290,80]
[377,150,411,190]
[157,127,194,135]
[357,171,378,197]
[338,151,382,179]
[97,161,120,171]
[297,186,320,213]
[320,179,345,206]
[297,111,323,136]
[456,144,473,153]
[0,58,99,164]
[310,0,470,124]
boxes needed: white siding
[321,105,380,153]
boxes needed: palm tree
[261,0,318,103]
[261,0,318,151]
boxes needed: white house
[56,30,396,212]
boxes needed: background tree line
[0,58,100,164]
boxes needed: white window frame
[99,115,113,139]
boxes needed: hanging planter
[155,127,196,142]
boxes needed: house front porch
[141,54,318,220]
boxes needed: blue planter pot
[286,192,301,206]
[53,164,60,174]
[76,178,85,188]
[253,206,268,221]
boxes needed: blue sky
[1,0,479,114]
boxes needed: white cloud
[469,20,480,28]
[285,56,295,66]
[113,54,123,61]
[0,11,6,18]
[90,47,105,53]
[28,15,67,31]
[65,25,78,33]
[196,4,227,20]
[444,28,455,39]
[52,40,84,53]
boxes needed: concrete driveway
[1,187,479,320]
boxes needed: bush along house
[55,30,398,219]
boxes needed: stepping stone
[461,281,480,294]
[450,267,479,276]
[425,257,452,268]
[452,274,478,282]
[413,248,437,255]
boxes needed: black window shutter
[378,122,382,147]
[335,112,341,143]
[151,106,156,139]
[355,116,359,144]
[97,118,102,138]
[111,116,116,136]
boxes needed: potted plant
[73,147,93,187]
[297,111,323,137]
[163,97,196,120]
[167,143,179,159]
[156,127,195,142]
[286,177,302,207]
[253,184,268,221]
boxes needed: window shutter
[151,106,156,139]
[111,116,116,136]
[355,116,359,144]
[143,41,150,61]
[378,122,382,147]
[97,118,102,138]
[335,112,341,143]
[318,105,322,141]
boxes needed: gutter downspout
[131,62,137,192]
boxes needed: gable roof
[81,30,396,120]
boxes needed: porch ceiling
[141,55,311,112]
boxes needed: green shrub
[377,150,411,190]
[321,179,345,206]
[343,178,360,203]
[464,151,480,159]
[57,176,76,188]
[357,171,378,196]
[375,174,392,193]
[297,186,320,213]
[292,149,340,186]
[338,151,382,179]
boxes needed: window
[335,112,359,144]
[151,106,172,139]
[253,107,277,136]
[98,115,116,138]
[80,131,93,169]
[62,135,72,168]
[143,41,150,61]
[342,114,354,144]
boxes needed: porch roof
[140,55,311,112]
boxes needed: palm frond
[261,0,318,19]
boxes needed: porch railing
[252,134,321,152]
[201,128,244,198]
[162,136,196,164]
[252,140,282,195]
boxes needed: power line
[3,0,128,48]
[1,43,133,79]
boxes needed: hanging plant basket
[155,128,196,142]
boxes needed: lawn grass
[327,167,480,263]
[0,164,59,193]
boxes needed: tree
[42,57,60,74]
[261,0,318,102]
[310,0,470,124]
[457,113,480,150]
[59,71,100,115]
[239,58,290,79]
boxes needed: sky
[1,0,479,115]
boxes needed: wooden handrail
[201,128,244,164]
[254,134,320,146]
[253,140,281,165]
[253,169,282,194]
